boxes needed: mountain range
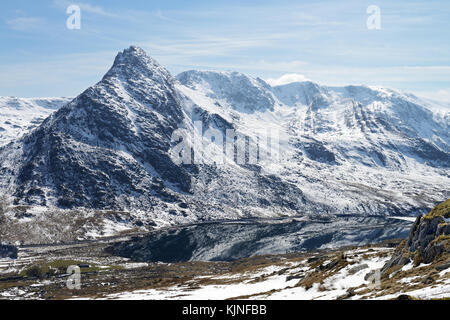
[0,46,449,228]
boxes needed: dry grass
[425,199,450,219]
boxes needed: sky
[0,0,449,102]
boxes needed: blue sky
[1,0,449,102]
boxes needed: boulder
[381,254,410,275]
[348,264,369,275]
[435,262,450,271]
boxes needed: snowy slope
[177,70,277,113]
[0,97,70,147]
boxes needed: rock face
[383,199,450,273]
[0,244,18,259]
[407,216,449,264]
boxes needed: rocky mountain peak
[103,46,174,86]
[97,46,183,123]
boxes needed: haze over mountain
[0,46,449,227]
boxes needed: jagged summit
[97,46,184,123]
[104,46,173,84]
[112,46,157,69]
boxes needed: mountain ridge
[0,46,449,228]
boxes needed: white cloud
[415,89,450,105]
[266,73,310,86]
[6,17,45,31]
[52,0,117,17]
[140,34,288,58]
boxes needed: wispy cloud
[6,17,46,31]
[52,0,117,17]
[152,9,179,23]
[416,89,450,105]
[139,32,297,61]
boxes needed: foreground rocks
[1,234,449,300]
[382,199,450,275]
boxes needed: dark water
[108,215,413,262]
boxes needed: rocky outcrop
[407,215,449,264]
[382,199,450,274]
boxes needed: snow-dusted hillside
[177,70,450,217]
[0,97,70,147]
[0,46,448,228]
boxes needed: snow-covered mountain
[0,46,449,226]
[0,47,195,219]
[0,97,71,147]
[177,70,449,216]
